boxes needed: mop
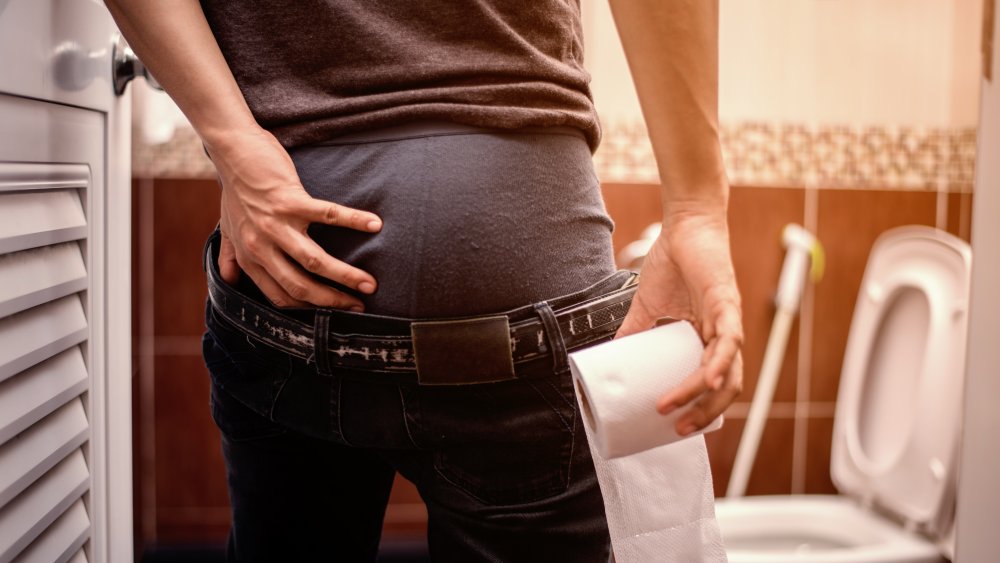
[726,224,824,498]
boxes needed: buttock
[287,121,616,318]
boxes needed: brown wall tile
[155,521,231,545]
[946,192,974,242]
[705,417,795,497]
[153,355,230,540]
[728,187,804,403]
[810,190,937,402]
[152,178,222,338]
[383,476,429,536]
[600,183,662,257]
[804,417,837,494]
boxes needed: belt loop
[534,301,569,374]
[314,310,333,376]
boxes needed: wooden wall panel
[804,417,836,494]
[151,179,219,339]
[727,187,804,404]
[947,192,974,242]
[705,417,795,496]
[810,190,938,403]
[600,183,661,259]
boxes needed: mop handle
[726,224,820,498]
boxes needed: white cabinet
[0,1,133,561]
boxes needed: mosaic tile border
[134,121,978,191]
[132,125,218,180]
[595,120,977,191]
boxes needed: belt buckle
[410,315,516,385]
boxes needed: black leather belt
[203,229,638,384]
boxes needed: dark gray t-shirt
[199,0,601,151]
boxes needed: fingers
[213,133,381,309]
[257,246,366,311]
[614,308,650,340]
[674,352,743,436]
[298,197,382,233]
[227,226,367,310]
[241,262,309,309]
[702,304,743,389]
[278,229,377,295]
[657,367,710,415]
[657,302,744,436]
[660,303,739,409]
[703,333,740,390]
[218,234,242,285]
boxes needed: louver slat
[0,164,89,194]
[11,498,89,563]
[65,548,86,563]
[0,348,88,447]
[0,244,86,319]
[0,191,86,255]
[0,297,87,385]
[0,450,88,563]
[0,399,88,509]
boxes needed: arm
[609,0,744,434]
[105,0,382,310]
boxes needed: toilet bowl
[716,226,972,563]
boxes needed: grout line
[808,402,837,418]
[139,178,157,543]
[724,401,836,418]
[936,182,949,231]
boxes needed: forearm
[608,0,728,217]
[104,0,260,152]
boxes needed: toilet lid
[830,226,971,541]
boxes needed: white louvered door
[0,1,133,562]
[0,163,93,563]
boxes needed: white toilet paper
[586,436,728,562]
[569,320,728,562]
[569,320,723,459]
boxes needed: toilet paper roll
[584,432,728,562]
[570,320,729,562]
[569,320,724,459]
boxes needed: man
[106,1,743,560]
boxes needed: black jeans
[202,289,614,562]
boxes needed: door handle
[112,35,163,96]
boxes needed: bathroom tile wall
[599,119,976,497]
[131,178,228,544]
[602,183,968,496]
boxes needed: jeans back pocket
[405,373,579,506]
[202,301,293,441]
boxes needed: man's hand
[207,126,383,311]
[104,0,379,309]
[615,209,743,436]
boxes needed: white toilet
[715,226,972,563]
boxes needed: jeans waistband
[202,228,637,384]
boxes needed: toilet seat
[831,227,971,551]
